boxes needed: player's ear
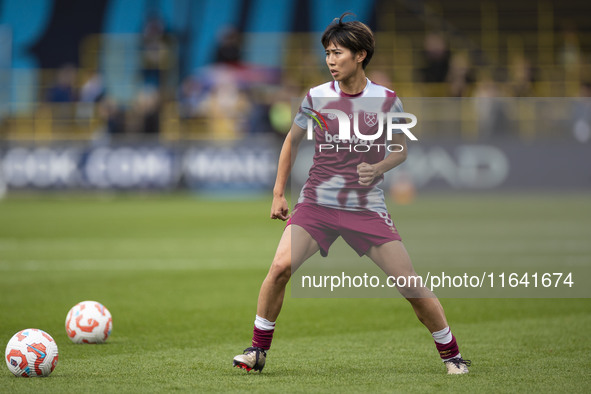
[356,50,367,65]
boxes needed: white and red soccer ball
[5,329,59,377]
[65,301,113,344]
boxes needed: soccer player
[233,13,471,375]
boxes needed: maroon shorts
[287,202,402,257]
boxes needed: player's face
[325,42,364,82]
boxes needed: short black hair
[321,12,375,69]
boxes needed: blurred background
[0,0,589,195]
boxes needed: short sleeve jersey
[293,78,404,213]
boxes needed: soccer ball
[5,328,59,377]
[65,301,113,344]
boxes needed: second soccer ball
[65,301,113,344]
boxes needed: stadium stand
[0,0,589,141]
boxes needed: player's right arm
[271,124,307,220]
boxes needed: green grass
[0,193,590,392]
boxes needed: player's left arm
[357,133,407,186]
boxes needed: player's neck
[338,71,367,95]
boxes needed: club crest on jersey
[364,112,378,127]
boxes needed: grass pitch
[0,193,590,392]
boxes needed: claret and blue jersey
[293,78,405,213]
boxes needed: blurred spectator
[199,68,250,138]
[46,64,78,121]
[473,71,510,138]
[447,52,475,97]
[129,87,161,135]
[178,75,206,118]
[77,71,106,120]
[102,99,126,136]
[47,64,77,103]
[214,27,243,66]
[79,72,105,103]
[508,55,536,97]
[559,22,581,75]
[90,97,126,146]
[268,77,301,135]
[141,15,172,89]
[244,85,274,134]
[421,32,450,83]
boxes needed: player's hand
[270,195,290,221]
[357,162,380,186]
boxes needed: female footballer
[233,13,470,375]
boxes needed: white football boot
[444,357,471,374]
[233,347,267,372]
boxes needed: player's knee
[269,255,292,284]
